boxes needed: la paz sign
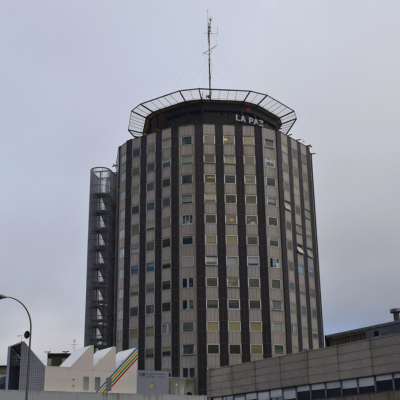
[235,114,264,127]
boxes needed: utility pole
[204,12,217,98]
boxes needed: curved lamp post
[0,294,32,400]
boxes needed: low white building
[44,346,138,393]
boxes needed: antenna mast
[204,12,217,98]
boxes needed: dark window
[131,265,139,275]
[162,302,171,312]
[230,345,241,354]
[147,163,155,172]
[359,386,375,394]
[162,197,171,207]
[162,281,171,290]
[327,388,341,398]
[312,389,325,399]
[130,307,138,317]
[377,379,393,392]
[267,177,276,186]
[343,388,357,396]
[297,391,311,400]
[182,136,192,145]
[131,206,139,214]
[182,175,193,184]
[132,148,140,157]
[208,345,219,354]
[162,178,171,187]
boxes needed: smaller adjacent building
[325,309,400,347]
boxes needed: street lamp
[0,294,32,400]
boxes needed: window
[225,194,237,204]
[182,278,194,288]
[248,278,260,287]
[205,174,216,183]
[182,300,194,310]
[162,139,171,149]
[119,228,125,240]
[130,285,139,296]
[205,235,217,244]
[146,283,154,293]
[312,308,317,318]
[132,185,140,195]
[182,136,192,145]
[147,163,155,172]
[162,217,171,228]
[305,209,311,219]
[207,299,219,309]
[230,345,241,354]
[306,228,312,239]
[243,136,255,145]
[250,322,262,331]
[120,210,125,220]
[295,224,303,235]
[147,143,155,153]
[270,237,279,247]
[205,256,218,265]
[204,135,215,144]
[267,197,277,206]
[295,205,301,215]
[130,307,138,317]
[265,139,274,148]
[182,236,193,245]
[162,238,171,248]
[301,154,308,164]
[251,345,263,355]
[131,205,139,214]
[121,172,127,183]
[183,322,195,332]
[131,265,138,275]
[204,322,218,333]
[272,280,281,289]
[298,265,305,274]
[310,288,316,297]
[249,300,261,309]
[162,302,171,312]
[146,326,154,336]
[248,256,259,266]
[182,194,193,204]
[266,158,275,167]
[247,216,258,226]
[309,267,315,277]
[282,144,288,153]
[228,299,240,309]
[162,178,171,188]
[182,175,193,184]
[206,277,218,287]
[205,214,216,223]
[270,258,280,268]
[289,282,296,291]
[226,236,237,245]
[131,245,139,254]
[301,306,307,316]
[118,288,124,299]
[182,215,193,225]
[225,175,236,184]
[273,322,283,332]
[224,155,235,164]
[182,345,195,355]
[147,201,155,211]
[121,154,127,164]
[269,217,278,226]
[226,257,239,266]
[244,156,255,165]
[227,277,239,287]
[266,177,276,187]
[228,322,241,331]
[226,215,237,224]
[132,148,140,158]
[300,284,306,295]
[293,167,299,178]
[204,194,216,203]
[120,190,126,201]
[117,331,123,341]
[83,376,89,391]
[162,280,170,290]
[272,301,282,310]
[292,148,298,159]
[245,175,256,184]
[162,259,171,269]
[287,241,293,250]
[147,221,154,231]
[208,345,219,354]
[146,262,154,272]
[274,345,284,355]
[294,186,300,196]
[146,241,154,251]
[162,197,171,207]
[162,324,169,334]
[283,162,289,173]
[147,182,155,191]
[223,136,234,144]
[182,155,193,164]
[146,304,155,314]
[118,269,124,279]
[247,236,258,245]
[145,349,154,359]
[246,195,257,204]
[183,368,195,378]
[162,158,171,168]
[307,248,314,258]
[204,154,215,163]
[290,303,297,313]
[162,346,171,357]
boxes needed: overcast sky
[1,1,399,365]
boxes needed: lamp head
[0,294,8,300]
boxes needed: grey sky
[1,1,399,364]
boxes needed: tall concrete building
[84,89,323,395]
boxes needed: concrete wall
[0,391,206,400]
[207,334,400,398]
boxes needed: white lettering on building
[235,114,264,126]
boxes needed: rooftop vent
[390,308,400,321]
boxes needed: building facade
[84,89,324,395]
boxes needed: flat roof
[128,88,297,137]
[325,320,400,339]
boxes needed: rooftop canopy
[128,88,296,137]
